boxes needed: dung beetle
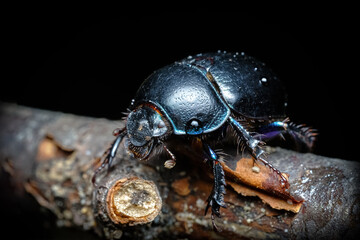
[94,51,316,229]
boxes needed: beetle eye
[152,115,167,137]
[157,121,165,128]
[185,118,203,135]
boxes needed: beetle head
[126,104,168,158]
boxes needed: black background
[1,8,359,239]
[3,11,357,161]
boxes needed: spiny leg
[203,143,226,231]
[228,117,289,188]
[92,127,126,184]
[256,118,317,151]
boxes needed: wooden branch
[1,103,359,239]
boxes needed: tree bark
[0,103,359,239]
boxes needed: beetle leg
[203,143,226,231]
[229,117,265,157]
[256,119,317,151]
[92,127,126,185]
[228,117,289,188]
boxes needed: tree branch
[1,103,359,239]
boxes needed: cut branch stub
[106,177,162,226]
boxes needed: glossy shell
[181,52,287,118]
[132,51,287,135]
[133,64,230,135]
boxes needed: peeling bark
[1,103,359,239]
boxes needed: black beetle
[94,51,316,229]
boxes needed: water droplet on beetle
[240,52,245,56]
[259,77,268,86]
[190,119,199,128]
[254,67,258,71]
[234,67,238,71]
[185,118,203,135]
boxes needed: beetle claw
[205,195,225,231]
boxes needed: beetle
[93,51,316,229]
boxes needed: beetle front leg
[228,117,289,188]
[203,143,226,231]
[92,127,127,184]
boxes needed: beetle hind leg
[284,122,317,151]
[256,119,317,151]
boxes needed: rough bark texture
[0,103,359,239]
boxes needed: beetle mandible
[93,51,316,229]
